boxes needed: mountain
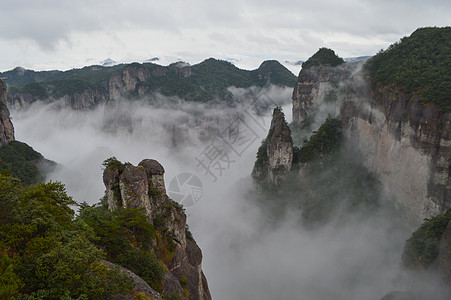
[2,58,297,109]
[102,158,211,299]
[253,27,451,296]
[0,80,212,299]
[290,28,451,220]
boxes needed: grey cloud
[0,0,450,71]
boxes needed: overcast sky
[0,0,449,72]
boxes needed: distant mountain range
[1,58,298,108]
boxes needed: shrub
[402,209,451,270]
[302,48,345,69]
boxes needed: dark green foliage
[364,27,451,112]
[179,275,188,288]
[255,148,381,227]
[295,117,343,164]
[164,294,182,300]
[185,225,194,241]
[252,60,297,87]
[402,209,451,270]
[5,58,296,103]
[20,82,47,98]
[255,116,379,227]
[254,138,268,169]
[102,156,130,173]
[149,186,162,198]
[115,249,163,290]
[0,174,134,299]
[0,141,51,186]
[0,255,22,298]
[78,204,164,289]
[302,48,345,69]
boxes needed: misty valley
[0,27,450,300]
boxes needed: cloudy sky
[0,0,449,72]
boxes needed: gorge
[1,26,450,300]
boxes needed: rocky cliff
[291,64,348,124]
[103,158,211,300]
[252,107,293,186]
[291,60,450,220]
[4,59,296,110]
[341,80,451,219]
[0,79,14,145]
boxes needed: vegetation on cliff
[3,58,296,103]
[0,174,134,299]
[302,48,345,69]
[364,27,451,112]
[78,201,164,290]
[402,209,451,270]
[254,116,379,226]
[293,117,343,165]
[0,141,54,186]
[0,155,197,299]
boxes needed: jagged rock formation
[291,60,450,220]
[4,59,296,110]
[0,79,14,145]
[103,159,211,300]
[292,64,348,124]
[252,107,293,186]
[109,65,151,101]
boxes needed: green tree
[0,255,22,299]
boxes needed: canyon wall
[292,63,451,220]
[103,158,211,300]
[0,79,14,145]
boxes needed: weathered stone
[291,60,450,219]
[292,65,348,124]
[341,80,451,219]
[103,166,121,211]
[109,65,151,100]
[119,165,152,216]
[0,79,14,145]
[139,159,166,196]
[252,107,293,186]
[169,62,191,78]
[103,159,211,300]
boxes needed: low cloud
[10,83,450,299]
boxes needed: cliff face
[292,63,451,220]
[9,88,107,110]
[109,65,151,101]
[341,81,451,219]
[5,59,296,110]
[252,107,293,186]
[0,79,14,145]
[292,65,348,124]
[103,159,211,300]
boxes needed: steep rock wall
[341,80,450,219]
[103,159,211,300]
[0,79,14,145]
[292,65,348,124]
[292,63,451,220]
[7,65,149,109]
[109,65,151,101]
[252,107,293,186]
